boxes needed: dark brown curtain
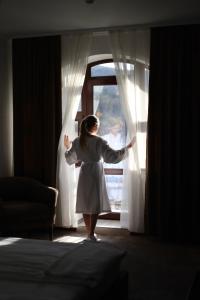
[145,25,200,243]
[12,35,62,187]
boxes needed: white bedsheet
[0,237,126,300]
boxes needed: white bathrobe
[65,135,128,214]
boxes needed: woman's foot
[86,234,98,242]
[89,235,97,241]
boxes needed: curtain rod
[2,19,199,39]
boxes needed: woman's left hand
[64,134,71,150]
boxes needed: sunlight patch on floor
[54,235,86,243]
[0,237,22,246]
[53,234,103,243]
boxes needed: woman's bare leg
[83,214,90,235]
[89,214,98,237]
[83,213,99,240]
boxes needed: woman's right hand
[127,136,136,148]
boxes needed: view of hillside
[91,63,116,77]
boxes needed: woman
[64,115,135,241]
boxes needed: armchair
[0,176,58,240]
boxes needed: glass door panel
[105,174,124,212]
[93,85,127,212]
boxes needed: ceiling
[0,0,200,38]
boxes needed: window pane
[91,63,116,77]
[105,175,123,212]
[93,85,126,169]
[77,100,82,112]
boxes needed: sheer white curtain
[56,33,92,228]
[109,29,150,233]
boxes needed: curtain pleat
[55,33,92,228]
[0,39,13,177]
[109,29,150,233]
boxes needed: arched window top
[91,62,116,77]
[88,59,135,78]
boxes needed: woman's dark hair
[79,115,99,148]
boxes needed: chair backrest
[0,176,58,206]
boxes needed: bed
[0,237,128,300]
